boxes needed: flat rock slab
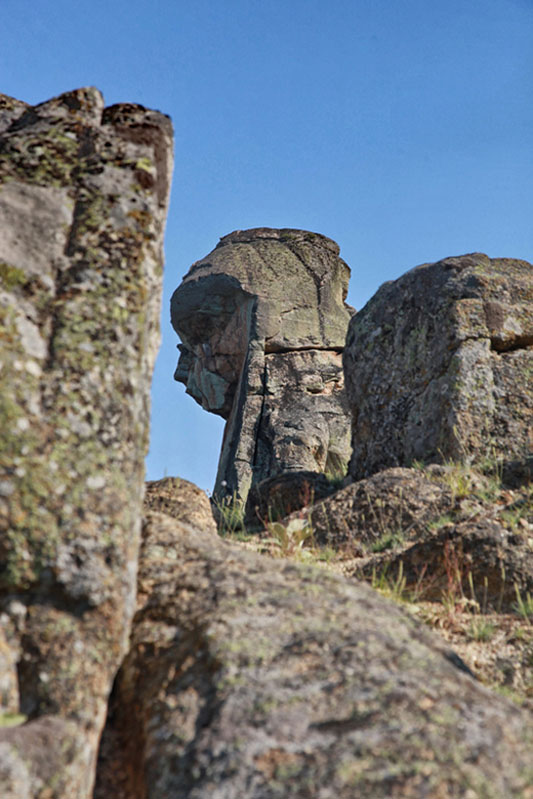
[95,511,533,799]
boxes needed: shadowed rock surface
[0,88,172,798]
[355,515,533,611]
[94,510,533,799]
[171,228,354,505]
[343,253,533,481]
[299,467,454,553]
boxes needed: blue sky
[2,0,532,493]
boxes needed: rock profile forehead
[173,228,351,340]
[171,225,351,361]
[215,226,341,250]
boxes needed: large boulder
[171,228,353,505]
[94,510,533,799]
[0,88,173,798]
[343,253,533,480]
[300,466,454,553]
[144,475,217,532]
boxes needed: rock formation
[1,88,533,799]
[0,88,173,798]
[171,228,354,508]
[95,506,533,799]
[343,253,533,480]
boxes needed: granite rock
[300,466,454,553]
[171,228,354,505]
[0,87,173,798]
[144,476,217,533]
[343,253,533,480]
[95,510,533,799]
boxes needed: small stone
[0,481,15,497]
[87,475,106,490]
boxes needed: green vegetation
[371,563,408,603]
[513,586,533,623]
[467,618,496,642]
[215,492,247,538]
[266,517,314,557]
[371,530,405,553]
[0,712,27,727]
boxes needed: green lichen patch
[0,261,28,290]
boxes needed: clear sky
[2,0,532,493]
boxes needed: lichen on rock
[343,253,533,480]
[0,87,173,799]
[95,510,533,799]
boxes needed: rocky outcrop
[2,90,533,799]
[0,88,172,798]
[144,476,217,533]
[299,466,454,553]
[171,228,354,506]
[95,510,533,799]
[343,253,533,480]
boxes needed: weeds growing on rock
[265,517,314,558]
[513,585,533,624]
[371,530,406,553]
[215,492,247,538]
[371,562,407,603]
[467,618,496,642]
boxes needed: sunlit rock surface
[343,253,533,480]
[171,228,354,505]
[0,87,173,798]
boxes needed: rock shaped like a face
[171,229,354,503]
[343,253,533,479]
[171,228,352,417]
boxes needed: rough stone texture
[171,228,353,505]
[343,253,533,480]
[94,511,533,799]
[245,470,336,529]
[355,516,533,612]
[0,88,172,798]
[300,467,454,553]
[144,476,217,533]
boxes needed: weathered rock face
[144,476,217,533]
[0,88,172,798]
[95,510,533,799]
[344,253,533,480]
[171,228,354,504]
[300,466,454,553]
